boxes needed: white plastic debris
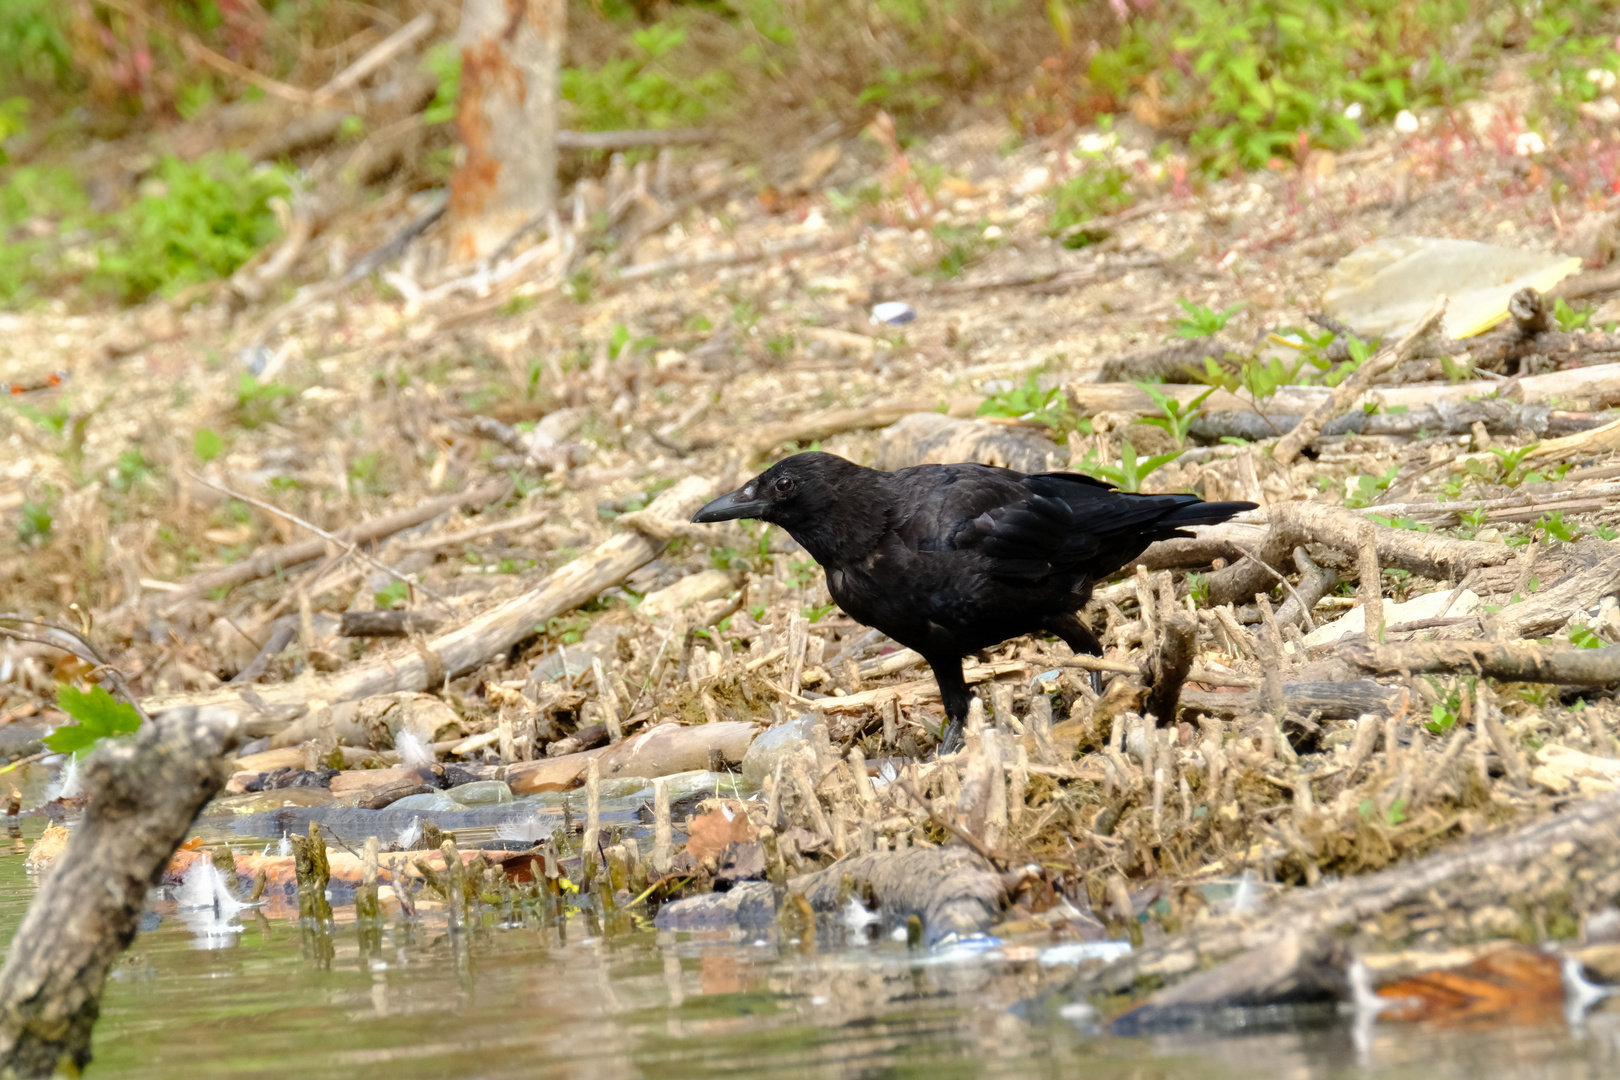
[1298,588,1482,650]
[1322,237,1582,340]
[870,301,916,326]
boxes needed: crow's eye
[773,476,795,494]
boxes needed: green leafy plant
[1134,382,1215,449]
[92,152,291,303]
[1085,0,1472,173]
[16,499,52,546]
[978,373,1089,441]
[44,684,141,757]
[1344,465,1398,509]
[1423,676,1474,734]
[107,448,153,494]
[1487,444,1541,487]
[374,581,410,610]
[1174,299,1243,339]
[193,428,224,464]
[1553,297,1593,332]
[233,373,296,429]
[1093,439,1179,494]
[1571,625,1606,649]
[541,613,591,645]
[1048,155,1133,246]
[560,24,727,135]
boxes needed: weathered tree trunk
[0,706,240,1077]
[447,0,563,264]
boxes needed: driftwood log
[1347,640,1620,685]
[1178,679,1403,723]
[789,844,1004,946]
[1071,790,1620,1029]
[0,706,242,1077]
[139,476,715,723]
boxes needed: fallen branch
[0,705,241,1076]
[186,470,450,605]
[555,127,721,151]
[315,12,435,99]
[138,478,714,722]
[152,478,509,614]
[1345,640,1620,685]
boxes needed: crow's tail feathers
[1158,499,1259,529]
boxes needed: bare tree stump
[0,706,241,1077]
[448,0,564,263]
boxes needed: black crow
[692,451,1256,753]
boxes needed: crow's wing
[887,465,1230,582]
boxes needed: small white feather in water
[495,818,548,844]
[395,729,434,769]
[43,757,82,803]
[842,897,882,936]
[396,819,422,851]
[176,858,247,949]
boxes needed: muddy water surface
[4,815,1620,1079]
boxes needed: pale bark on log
[0,706,242,1077]
[139,477,714,723]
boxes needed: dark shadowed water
[6,811,1620,1079]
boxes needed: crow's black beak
[691,488,768,523]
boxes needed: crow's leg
[929,655,972,755]
[1046,610,1105,695]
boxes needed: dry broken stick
[1272,299,1447,467]
[153,477,510,614]
[186,470,450,605]
[1207,501,1516,608]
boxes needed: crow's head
[691,451,863,530]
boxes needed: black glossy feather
[690,452,1257,752]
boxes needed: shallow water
[9,814,1620,1078]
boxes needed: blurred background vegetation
[0,0,1617,308]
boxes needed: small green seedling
[43,684,141,758]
